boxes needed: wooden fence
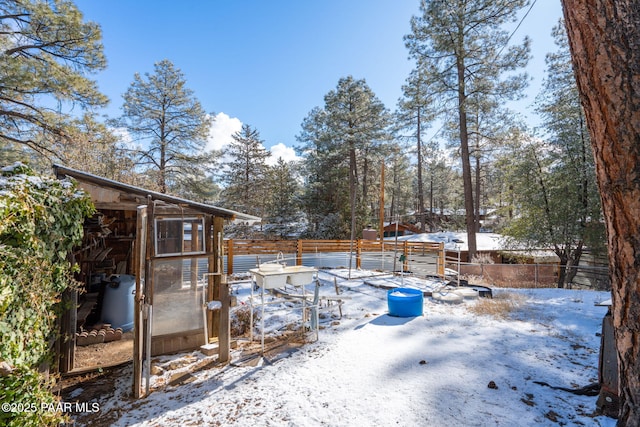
[225,239,445,276]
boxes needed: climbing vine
[0,163,94,426]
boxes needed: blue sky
[74,0,563,160]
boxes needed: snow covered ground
[67,269,616,426]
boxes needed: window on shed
[155,217,205,256]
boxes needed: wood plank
[95,247,112,262]
[206,215,215,341]
[151,330,204,356]
[214,216,230,363]
[226,239,446,279]
[133,204,147,398]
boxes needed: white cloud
[267,142,300,165]
[205,113,300,167]
[111,126,140,151]
[206,112,242,151]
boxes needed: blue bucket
[387,287,424,317]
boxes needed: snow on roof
[52,164,260,221]
[390,232,507,251]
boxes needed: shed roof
[383,222,422,234]
[53,164,260,221]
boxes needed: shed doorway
[55,164,252,398]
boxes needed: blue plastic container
[387,287,424,317]
[101,274,135,331]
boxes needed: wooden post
[226,239,234,275]
[403,241,409,272]
[133,199,153,398]
[297,239,303,266]
[214,216,230,362]
[58,288,76,373]
[190,219,199,291]
[379,163,385,240]
[206,215,216,340]
[145,200,155,305]
[438,242,445,277]
[132,209,143,398]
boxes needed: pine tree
[424,146,461,230]
[117,59,214,195]
[297,76,391,239]
[264,157,302,238]
[405,0,530,258]
[500,22,605,288]
[385,146,414,223]
[396,67,437,232]
[52,113,138,183]
[0,0,108,162]
[561,0,640,422]
[297,106,350,235]
[219,124,270,218]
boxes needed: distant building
[383,221,422,238]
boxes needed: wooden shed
[383,222,422,238]
[53,165,257,397]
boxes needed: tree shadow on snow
[355,313,420,329]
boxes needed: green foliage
[297,76,391,238]
[117,59,216,195]
[0,0,108,162]
[301,212,350,240]
[497,24,605,286]
[219,124,271,218]
[396,66,441,230]
[50,113,139,184]
[0,365,65,427]
[500,21,605,266]
[263,157,303,238]
[0,163,94,426]
[405,0,531,253]
[385,148,414,221]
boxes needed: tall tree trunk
[390,193,396,221]
[159,142,167,194]
[390,159,398,220]
[429,173,434,232]
[475,145,481,233]
[566,242,584,285]
[159,112,167,194]
[417,108,426,232]
[556,252,569,289]
[457,55,477,259]
[349,145,358,240]
[562,1,640,424]
[362,154,369,206]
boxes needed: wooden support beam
[190,219,200,291]
[438,242,445,277]
[226,239,233,275]
[403,241,409,272]
[58,288,76,373]
[206,215,215,340]
[213,216,230,363]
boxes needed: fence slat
[226,239,445,276]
